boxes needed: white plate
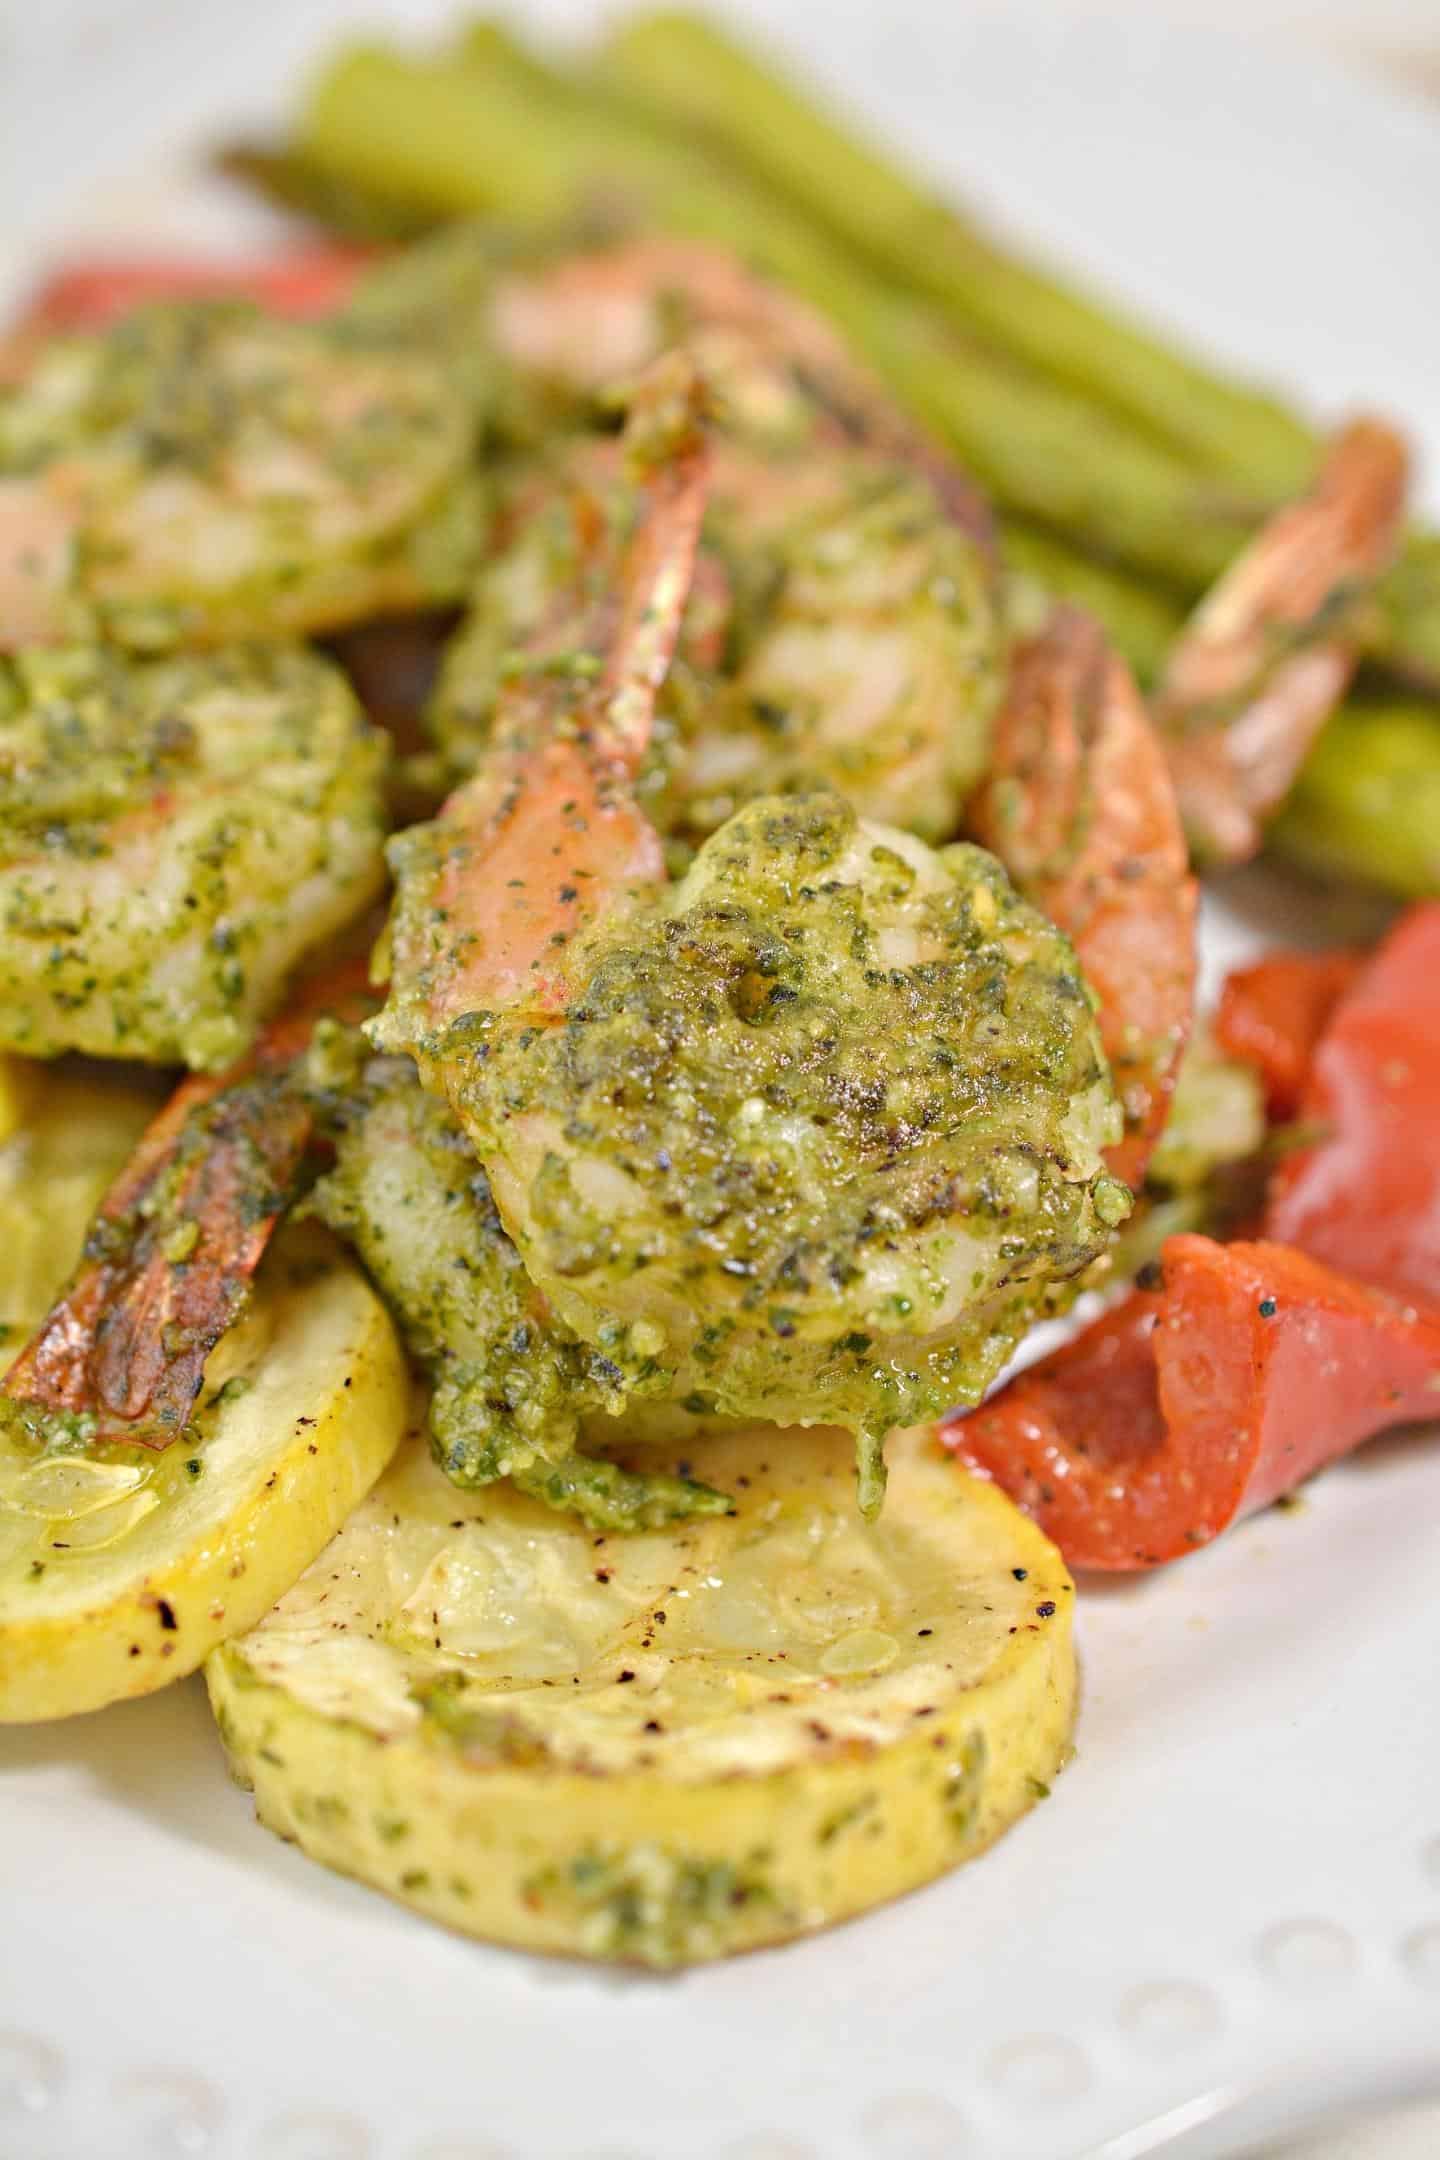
[2,7,1439,2158]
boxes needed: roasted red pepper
[945,1235,1440,1570]
[15,249,371,330]
[944,903,1440,1568]
[1,249,372,382]
[1215,948,1364,1120]
[1265,902,1440,1303]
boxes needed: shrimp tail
[1156,416,1408,865]
[605,348,713,764]
[1,956,374,1449]
[374,352,712,1056]
[970,606,1198,1191]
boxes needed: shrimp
[667,455,999,850]
[376,360,1129,1514]
[1,955,373,1450]
[969,606,1198,1191]
[431,237,1002,851]
[485,236,993,530]
[485,237,883,420]
[0,297,484,651]
[1154,416,1408,865]
[311,1050,731,1531]
[0,643,388,1069]
[376,350,711,1055]
[967,419,1402,1177]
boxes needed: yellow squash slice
[0,1225,409,1722]
[208,1421,1076,1965]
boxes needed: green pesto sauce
[0,643,387,1068]
[443,789,1126,1496]
[521,1841,779,1968]
[0,292,489,648]
[309,1050,729,1528]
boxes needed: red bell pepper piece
[945,903,1440,1569]
[1215,948,1364,1120]
[16,249,372,330]
[945,1235,1440,1570]
[1,250,373,382]
[1265,902,1440,1303]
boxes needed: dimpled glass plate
[1,4,1438,2157]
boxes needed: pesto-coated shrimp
[0,299,484,651]
[1154,417,1408,865]
[484,237,853,408]
[969,607,1198,1191]
[377,365,1127,1513]
[0,643,387,1068]
[483,236,992,549]
[310,1051,730,1531]
[378,353,711,1050]
[446,795,1127,1514]
[432,237,1001,850]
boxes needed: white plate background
[1,6,1438,2157]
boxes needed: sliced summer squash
[208,1419,1075,1965]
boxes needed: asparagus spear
[299,41,1262,589]
[594,10,1317,493]
[592,11,1440,692]
[215,115,1191,695]
[452,16,563,94]
[215,141,437,242]
[1266,698,1440,899]
[1364,531,1440,690]
[292,33,1440,688]
[296,26,1440,687]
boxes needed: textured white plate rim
[1,8,1438,2160]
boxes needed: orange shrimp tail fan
[373,352,713,1059]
